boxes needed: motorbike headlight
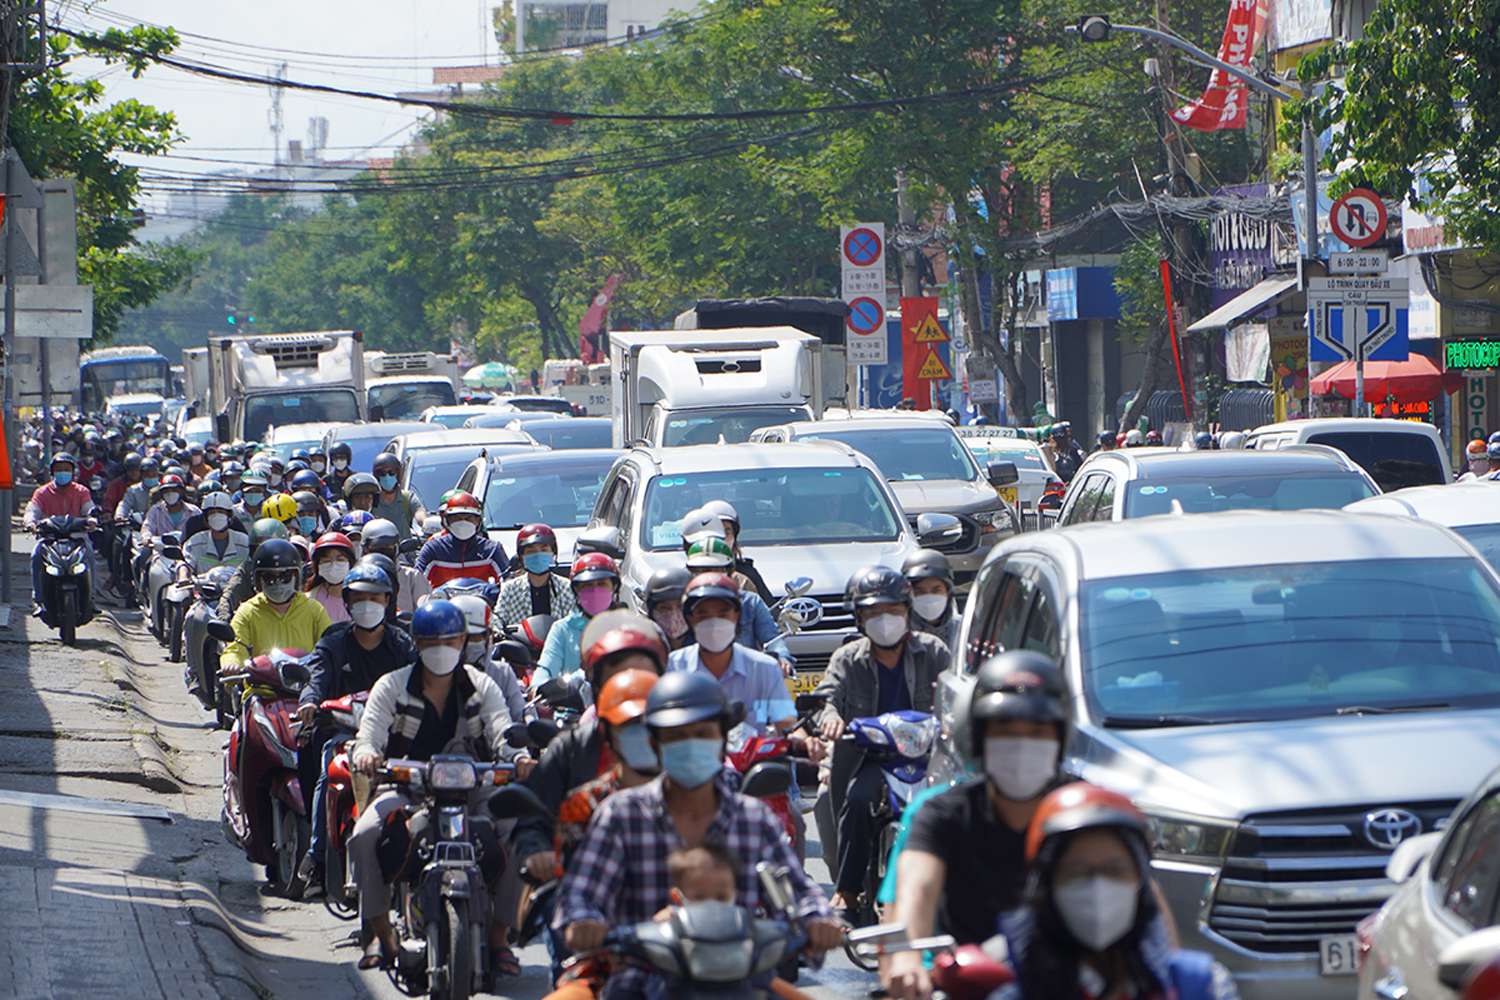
[886,716,937,758]
[44,565,62,576]
[1147,813,1235,863]
[428,760,477,791]
[71,563,88,575]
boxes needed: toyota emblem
[1363,808,1422,850]
[783,596,825,627]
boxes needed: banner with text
[901,297,949,408]
[1172,0,1269,131]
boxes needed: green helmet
[685,535,735,570]
[251,517,290,548]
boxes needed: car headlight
[971,506,1008,534]
[1147,814,1235,863]
[428,760,477,791]
[887,716,937,758]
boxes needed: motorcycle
[376,755,517,1000]
[182,570,237,717]
[34,514,96,646]
[220,648,312,899]
[847,923,1014,1000]
[313,689,369,917]
[111,513,143,604]
[140,531,186,646]
[497,613,554,690]
[160,554,198,664]
[724,704,822,858]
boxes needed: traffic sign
[915,350,952,381]
[1329,188,1387,249]
[1307,276,1408,362]
[1329,250,1389,275]
[843,227,883,267]
[911,313,948,344]
[846,296,885,336]
[841,223,886,299]
[847,325,887,365]
[969,378,998,403]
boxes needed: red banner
[578,273,622,363]
[1171,0,1268,132]
[900,297,949,409]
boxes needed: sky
[65,1,500,181]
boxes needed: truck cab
[207,330,366,444]
[364,350,461,420]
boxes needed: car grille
[905,514,979,553]
[797,595,857,634]
[1207,801,1456,953]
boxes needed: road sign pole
[2,148,15,605]
[1355,347,1365,418]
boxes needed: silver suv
[936,509,1500,999]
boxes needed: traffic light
[225,308,257,327]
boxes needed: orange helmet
[597,668,660,726]
[1025,782,1149,863]
[1468,439,1489,457]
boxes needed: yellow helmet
[261,492,299,527]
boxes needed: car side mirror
[740,761,792,799]
[987,461,1019,487]
[1384,831,1441,884]
[575,525,623,561]
[206,620,236,643]
[1438,926,1500,989]
[915,512,962,546]
[369,404,385,421]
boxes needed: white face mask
[447,519,478,541]
[693,617,736,653]
[1053,876,1139,952]
[983,736,1058,800]
[162,491,182,506]
[319,559,350,585]
[311,461,326,474]
[349,600,385,629]
[420,644,462,676]
[463,639,487,664]
[332,458,349,471]
[911,593,949,622]
[206,512,230,532]
[863,612,908,647]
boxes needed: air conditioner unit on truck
[362,349,462,420]
[207,330,366,445]
[608,326,825,448]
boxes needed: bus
[78,347,172,414]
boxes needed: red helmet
[1465,955,1500,1000]
[571,552,620,586]
[517,523,557,552]
[442,491,483,518]
[156,473,185,493]
[1025,782,1149,863]
[682,572,740,617]
[583,625,668,676]
[311,531,356,560]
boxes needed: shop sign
[1370,399,1431,420]
[1446,340,1500,372]
[1466,375,1488,442]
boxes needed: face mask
[311,460,326,474]
[207,512,230,532]
[1053,876,1139,952]
[984,736,1059,800]
[162,491,182,507]
[653,606,689,639]
[659,737,722,788]
[377,473,398,491]
[333,458,349,471]
[143,477,159,489]
[298,515,318,535]
[577,586,613,617]
[693,617,736,653]
[262,579,297,604]
[523,551,555,575]
[52,471,73,486]
[613,723,659,773]
[463,639,487,665]
[267,473,283,487]
[448,520,478,541]
[420,644,461,676]
[319,559,350,585]
[350,600,385,629]
[863,612,908,648]
[912,593,949,623]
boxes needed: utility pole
[268,60,288,165]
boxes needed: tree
[1307,0,1500,251]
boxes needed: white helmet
[1219,430,1247,450]
[200,490,234,512]
[680,507,727,545]
[448,592,491,636]
[1123,429,1144,446]
[701,499,740,530]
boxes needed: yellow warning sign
[915,350,952,380]
[912,313,949,343]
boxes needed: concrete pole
[3,149,15,605]
[1087,318,1106,439]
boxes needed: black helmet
[644,565,693,610]
[643,670,731,731]
[372,451,401,475]
[329,441,352,462]
[123,453,143,473]
[845,565,912,612]
[1097,430,1114,447]
[966,651,1068,759]
[252,538,302,573]
[901,549,954,588]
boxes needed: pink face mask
[577,586,613,617]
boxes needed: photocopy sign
[1306,276,1409,362]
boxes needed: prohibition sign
[1330,188,1387,249]
[846,296,884,335]
[843,227,883,267]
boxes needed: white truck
[181,347,210,416]
[207,330,367,444]
[608,327,826,448]
[541,359,612,415]
[363,350,462,420]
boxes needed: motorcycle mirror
[503,722,532,748]
[488,784,552,823]
[398,537,421,555]
[740,761,791,798]
[794,692,826,715]
[755,862,797,918]
[526,718,561,749]
[161,546,184,562]
[784,576,813,598]
[395,611,413,627]
[206,620,236,643]
[728,700,748,727]
[279,660,312,687]
[536,677,569,701]
[162,532,183,547]
[494,639,533,667]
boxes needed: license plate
[998,485,1018,505]
[786,671,823,696]
[1318,935,1359,976]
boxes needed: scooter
[376,755,517,1000]
[111,513,143,604]
[34,514,97,646]
[182,570,236,715]
[160,557,198,664]
[725,710,821,858]
[141,531,186,645]
[220,649,312,899]
[314,689,368,917]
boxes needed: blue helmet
[412,599,466,640]
[291,469,322,492]
[1487,441,1500,463]
[432,576,501,608]
[343,562,393,595]
[339,510,375,535]
[291,448,312,462]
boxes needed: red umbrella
[1309,354,1465,403]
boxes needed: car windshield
[108,400,163,417]
[483,459,614,529]
[800,427,978,482]
[332,432,404,474]
[662,406,810,447]
[182,423,214,446]
[504,397,572,414]
[371,381,455,420]
[525,421,611,450]
[1122,473,1376,517]
[408,455,481,509]
[1307,431,1445,491]
[1081,557,1500,726]
[967,441,1050,472]
[246,390,359,445]
[641,466,904,549]
[1455,524,1500,575]
[429,409,489,429]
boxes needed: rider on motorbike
[219,539,332,676]
[24,453,97,611]
[295,561,417,894]
[113,455,157,523]
[102,453,141,520]
[327,441,354,496]
[143,474,200,541]
[683,537,791,668]
[901,549,960,657]
[348,599,519,971]
[415,491,508,588]
[813,565,947,921]
[370,452,426,540]
[233,468,269,533]
[217,518,290,621]
[496,523,577,627]
[305,531,357,623]
[361,517,431,613]
[534,553,623,684]
[699,499,773,602]
[643,565,693,651]
[448,590,529,724]
[182,492,250,576]
[342,473,381,514]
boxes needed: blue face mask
[523,551,555,575]
[52,471,73,487]
[298,515,318,534]
[142,477,159,489]
[612,723,660,773]
[659,737,723,789]
[376,473,398,491]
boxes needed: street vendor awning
[1309,354,1465,403]
[1186,276,1299,334]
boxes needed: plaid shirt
[555,772,830,931]
[495,571,576,630]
